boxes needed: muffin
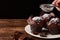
[31,13,55,35]
[47,18,59,34]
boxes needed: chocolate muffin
[47,18,59,34]
[31,13,55,35]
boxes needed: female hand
[52,0,60,11]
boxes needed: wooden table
[0,19,59,40]
[0,19,27,40]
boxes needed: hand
[52,0,60,11]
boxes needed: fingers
[52,0,60,6]
[52,0,60,11]
[52,0,58,6]
[56,0,60,11]
[52,0,58,5]
[56,0,60,6]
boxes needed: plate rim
[25,25,60,39]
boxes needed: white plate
[25,25,60,39]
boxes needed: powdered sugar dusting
[48,18,59,25]
[42,14,50,19]
[32,17,42,22]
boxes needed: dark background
[0,0,8,11]
[18,0,54,19]
[19,0,59,19]
[0,0,60,19]
[0,0,8,18]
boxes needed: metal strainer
[40,4,54,12]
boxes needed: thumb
[52,0,57,4]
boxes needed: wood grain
[0,19,27,40]
[0,19,27,27]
